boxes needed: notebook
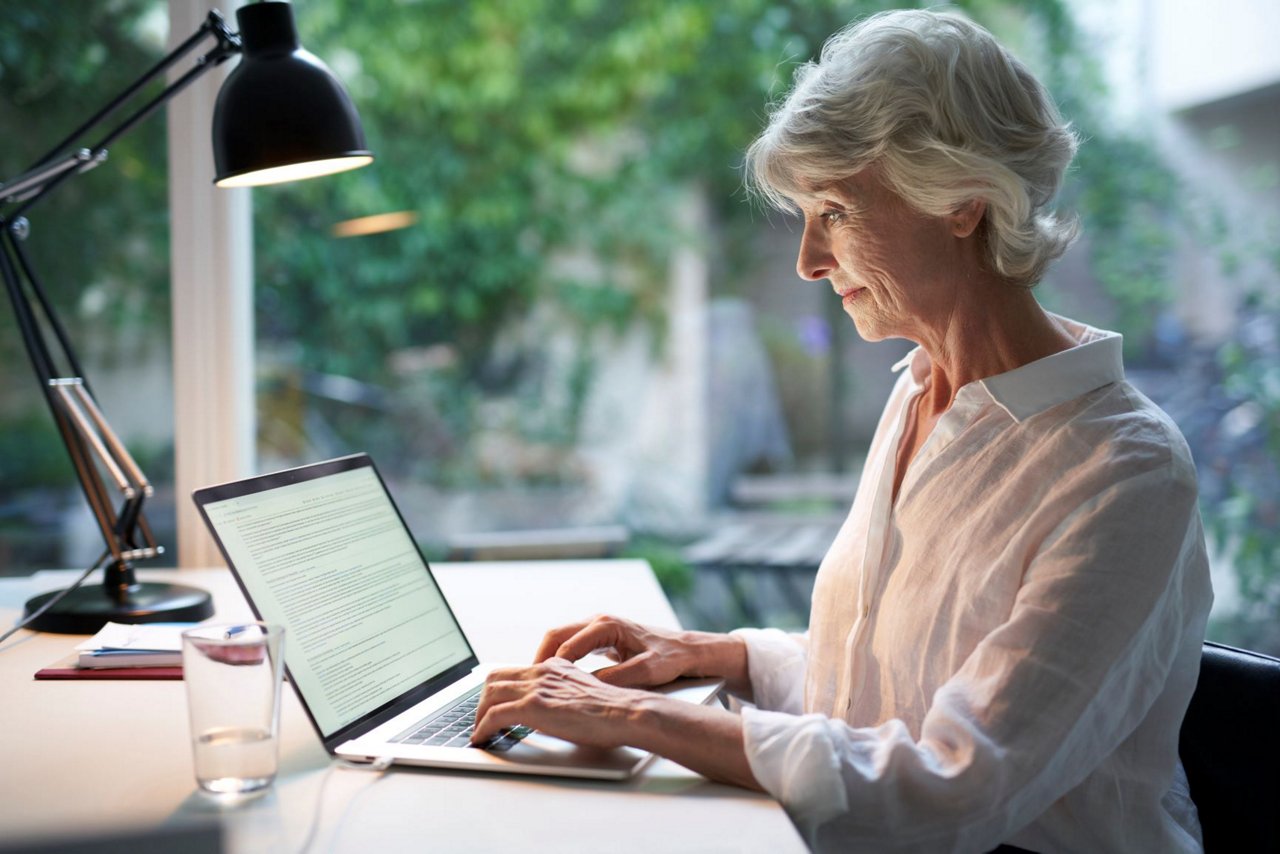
[192,453,721,779]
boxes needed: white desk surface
[0,562,806,853]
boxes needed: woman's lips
[838,287,865,304]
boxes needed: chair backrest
[1177,641,1280,852]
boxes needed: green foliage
[623,535,695,598]
[254,0,873,472]
[256,0,1182,417]
[0,0,1181,457]
[1069,135,1180,351]
[0,1,169,370]
[0,0,1185,430]
[979,2,1182,357]
[1205,313,1280,648]
[0,412,78,490]
[257,1,1101,469]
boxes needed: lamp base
[23,581,215,634]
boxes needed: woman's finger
[533,619,593,662]
[474,677,526,727]
[591,652,655,688]
[555,616,631,662]
[470,699,526,745]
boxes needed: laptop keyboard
[391,686,533,752]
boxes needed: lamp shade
[212,2,373,187]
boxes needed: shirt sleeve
[741,454,1211,852]
[729,627,809,713]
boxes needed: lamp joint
[204,9,242,59]
[121,547,163,561]
[78,149,108,176]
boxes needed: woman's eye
[821,210,846,226]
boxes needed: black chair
[1178,641,1280,852]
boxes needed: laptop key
[390,687,486,745]
[477,725,533,752]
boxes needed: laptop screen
[197,457,474,738]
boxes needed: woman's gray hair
[745,9,1079,286]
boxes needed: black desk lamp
[0,2,373,634]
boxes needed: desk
[0,562,805,853]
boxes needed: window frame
[166,0,254,569]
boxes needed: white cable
[297,757,393,854]
[0,551,109,648]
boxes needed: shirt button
[861,605,870,619]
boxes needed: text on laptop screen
[202,466,473,736]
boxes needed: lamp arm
[51,380,142,500]
[7,227,88,389]
[3,1,373,632]
[0,150,105,206]
[3,12,241,217]
[18,11,239,176]
[0,10,243,598]
[0,232,162,581]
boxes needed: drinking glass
[182,623,285,795]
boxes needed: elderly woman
[472,9,1212,853]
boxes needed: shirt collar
[891,350,918,375]
[888,317,1125,423]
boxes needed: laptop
[192,453,722,780]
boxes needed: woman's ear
[950,199,986,238]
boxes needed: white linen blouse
[734,317,1213,853]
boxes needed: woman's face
[795,169,970,345]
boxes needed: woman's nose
[796,218,836,281]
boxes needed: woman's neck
[914,281,1076,418]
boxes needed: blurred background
[2,0,1277,652]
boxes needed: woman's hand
[470,655,763,792]
[470,658,646,749]
[533,615,749,693]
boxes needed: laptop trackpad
[492,676,721,771]
[502,732,649,773]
